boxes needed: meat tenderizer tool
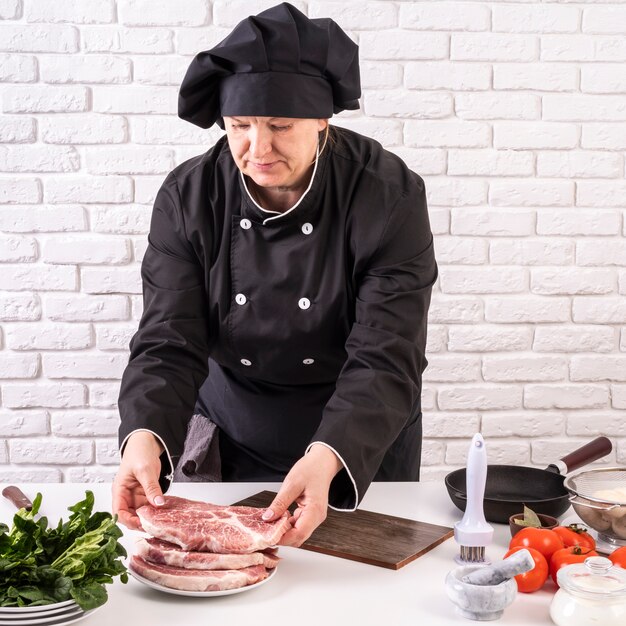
[454,433,494,565]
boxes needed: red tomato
[504,546,549,593]
[609,546,626,569]
[550,545,598,585]
[509,527,564,561]
[552,524,596,551]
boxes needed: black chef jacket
[118,126,437,510]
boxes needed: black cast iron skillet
[445,436,612,523]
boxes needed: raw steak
[135,537,280,570]
[136,495,291,553]
[130,555,269,592]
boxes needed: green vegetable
[0,491,127,610]
[514,504,543,528]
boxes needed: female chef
[113,2,438,547]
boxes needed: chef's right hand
[112,431,165,530]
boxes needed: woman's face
[224,117,327,190]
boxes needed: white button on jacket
[298,298,310,310]
[302,222,313,235]
[303,358,315,365]
[240,358,252,366]
[240,219,252,230]
[235,293,247,305]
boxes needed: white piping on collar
[240,144,320,226]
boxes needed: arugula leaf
[52,575,73,601]
[70,582,108,611]
[13,587,46,602]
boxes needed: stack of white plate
[0,599,101,626]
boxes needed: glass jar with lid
[550,556,626,626]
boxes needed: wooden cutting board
[233,490,454,570]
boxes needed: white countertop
[0,482,561,626]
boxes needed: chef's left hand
[263,444,342,547]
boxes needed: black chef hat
[178,2,361,129]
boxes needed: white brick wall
[1,1,624,485]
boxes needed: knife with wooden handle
[2,485,34,511]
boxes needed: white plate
[129,566,277,597]
[0,606,101,626]
[0,607,82,624]
[0,606,80,620]
[0,604,82,624]
[0,601,76,615]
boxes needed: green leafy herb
[514,505,543,528]
[0,491,127,611]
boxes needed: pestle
[461,548,535,586]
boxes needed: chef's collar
[240,143,319,225]
[238,138,329,227]
[178,2,360,129]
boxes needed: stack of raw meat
[129,495,291,592]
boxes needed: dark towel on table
[173,414,222,482]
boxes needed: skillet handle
[558,437,612,474]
